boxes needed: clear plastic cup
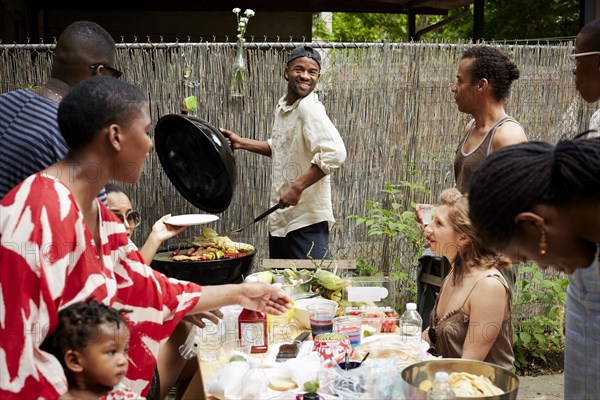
[419,207,435,225]
[361,314,383,338]
[198,320,222,361]
[333,315,362,348]
[221,305,243,342]
[307,303,336,337]
[220,338,251,363]
[267,300,296,343]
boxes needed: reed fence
[1,40,595,312]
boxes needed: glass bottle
[238,308,268,353]
[230,41,248,97]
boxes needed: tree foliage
[480,0,579,41]
[314,12,408,42]
[314,0,579,42]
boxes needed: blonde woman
[422,188,514,370]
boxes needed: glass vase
[230,42,248,97]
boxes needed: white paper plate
[164,214,219,226]
[361,334,430,353]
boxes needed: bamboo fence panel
[1,41,596,311]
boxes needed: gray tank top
[454,116,519,194]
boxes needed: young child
[43,298,144,400]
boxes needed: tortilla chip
[472,375,504,396]
[446,372,504,397]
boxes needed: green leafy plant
[354,258,380,277]
[348,170,429,308]
[512,265,568,371]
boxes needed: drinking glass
[307,303,336,337]
[334,315,362,348]
[198,320,222,361]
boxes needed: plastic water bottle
[399,302,423,346]
[427,371,456,400]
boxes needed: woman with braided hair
[468,138,600,399]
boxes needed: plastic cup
[221,305,242,342]
[221,338,251,362]
[307,303,336,337]
[361,314,383,338]
[333,316,362,348]
[267,300,297,343]
[419,205,436,226]
[198,320,222,361]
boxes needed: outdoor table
[183,326,305,400]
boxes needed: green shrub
[512,264,568,371]
[348,175,429,308]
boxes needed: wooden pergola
[30,0,483,41]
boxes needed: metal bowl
[282,277,313,295]
[151,250,255,285]
[246,272,313,294]
[401,358,519,400]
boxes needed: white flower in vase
[230,7,255,97]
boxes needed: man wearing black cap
[221,45,346,259]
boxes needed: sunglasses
[112,210,141,228]
[90,64,124,79]
[568,51,600,70]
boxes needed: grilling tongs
[224,204,279,236]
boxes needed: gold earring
[539,229,547,255]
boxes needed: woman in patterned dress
[0,76,290,399]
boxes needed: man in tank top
[416,47,527,319]
[452,46,528,291]
[451,46,527,194]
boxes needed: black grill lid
[154,114,236,213]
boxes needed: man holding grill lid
[221,45,346,260]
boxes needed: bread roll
[268,375,298,391]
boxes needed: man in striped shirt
[0,20,121,201]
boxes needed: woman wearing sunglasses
[421,188,514,370]
[570,18,600,133]
[105,182,218,399]
[105,183,186,263]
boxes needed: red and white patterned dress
[0,174,202,399]
[102,383,145,400]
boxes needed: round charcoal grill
[152,114,253,285]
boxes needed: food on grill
[171,228,254,261]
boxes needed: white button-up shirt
[267,91,346,236]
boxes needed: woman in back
[422,188,514,370]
